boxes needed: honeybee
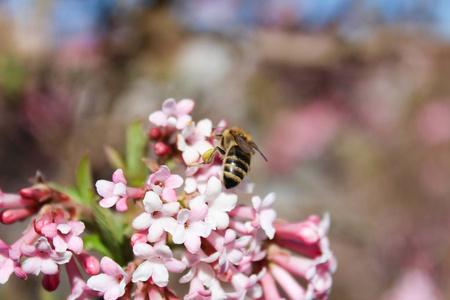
[197,127,268,189]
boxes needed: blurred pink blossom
[265,101,343,173]
[380,268,442,300]
[415,100,450,146]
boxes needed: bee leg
[190,147,225,167]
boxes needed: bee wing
[235,134,255,154]
[250,141,268,162]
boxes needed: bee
[196,127,268,189]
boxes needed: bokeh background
[1,1,450,299]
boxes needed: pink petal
[262,193,276,208]
[132,212,152,230]
[57,224,72,235]
[112,169,127,185]
[0,259,14,283]
[176,115,193,129]
[143,191,163,213]
[165,259,186,273]
[213,193,237,212]
[176,99,195,115]
[99,196,119,208]
[160,202,180,216]
[67,221,85,235]
[132,261,153,282]
[162,98,177,116]
[252,196,262,212]
[182,147,200,165]
[184,232,201,254]
[148,223,165,243]
[154,245,173,260]
[113,182,127,196]
[87,273,119,292]
[189,200,208,222]
[115,197,128,212]
[21,257,42,275]
[133,243,154,258]
[41,223,58,238]
[151,264,169,287]
[104,284,123,300]
[172,225,187,244]
[149,110,168,126]
[40,259,59,275]
[53,235,68,253]
[100,257,123,278]
[205,177,222,200]
[196,119,212,136]
[66,235,84,254]
[165,174,183,189]
[162,188,177,202]
[95,180,115,198]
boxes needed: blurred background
[1,0,450,299]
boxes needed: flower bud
[1,207,39,224]
[42,273,60,291]
[148,127,162,140]
[154,142,172,156]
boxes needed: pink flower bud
[148,127,162,140]
[18,186,50,202]
[83,256,100,276]
[1,207,39,224]
[154,142,172,156]
[131,232,148,246]
[75,252,100,276]
[42,273,60,291]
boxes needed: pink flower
[41,220,85,254]
[203,176,238,230]
[177,119,214,165]
[270,264,306,300]
[95,169,130,211]
[415,100,450,146]
[66,258,101,300]
[147,165,183,202]
[149,98,194,130]
[250,193,277,239]
[180,251,225,300]
[132,243,186,287]
[21,237,72,276]
[379,268,442,300]
[230,268,266,299]
[132,191,179,242]
[0,239,16,284]
[172,196,211,253]
[206,229,251,274]
[86,256,131,300]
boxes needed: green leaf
[76,155,94,206]
[105,146,126,171]
[83,234,113,258]
[126,120,147,178]
[91,204,125,264]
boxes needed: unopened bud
[42,273,60,291]
[1,207,39,224]
[154,142,172,156]
[148,127,162,140]
[83,255,100,276]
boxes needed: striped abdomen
[223,146,251,189]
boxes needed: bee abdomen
[223,147,251,189]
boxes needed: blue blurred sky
[1,0,449,44]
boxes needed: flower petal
[149,110,168,126]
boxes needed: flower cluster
[0,98,336,299]
[0,188,100,297]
